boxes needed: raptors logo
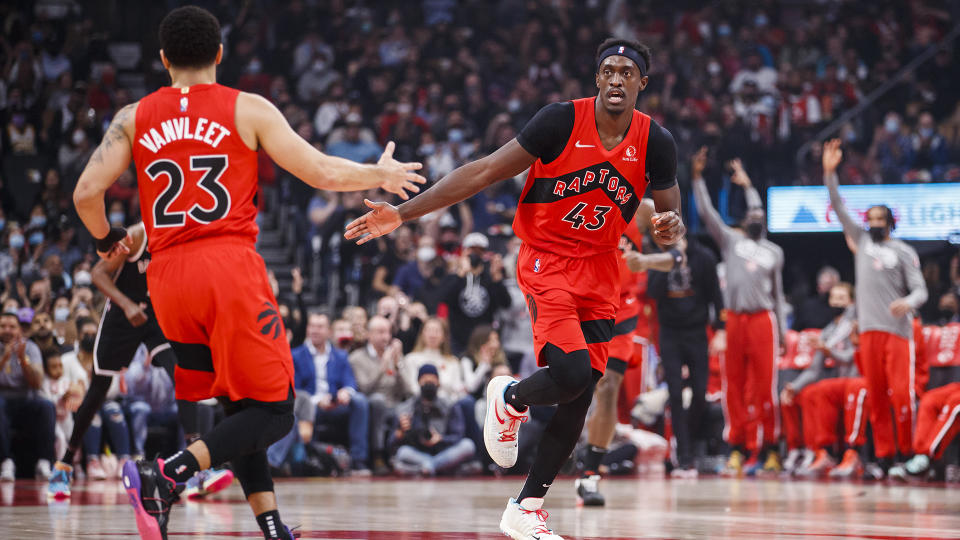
[526,293,538,323]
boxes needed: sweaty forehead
[599,55,638,71]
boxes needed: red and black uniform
[607,220,645,374]
[132,83,294,403]
[514,97,677,374]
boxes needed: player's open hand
[651,211,685,245]
[822,138,843,174]
[344,199,402,244]
[691,146,708,178]
[377,141,426,200]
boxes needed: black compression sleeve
[516,102,575,164]
[646,118,678,190]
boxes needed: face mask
[336,336,352,348]
[80,335,96,352]
[830,306,847,318]
[448,129,464,143]
[707,61,722,76]
[884,118,900,133]
[419,382,438,401]
[717,24,731,37]
[507,98,522,113]
[54,307,70,322]
[0,219,5,231]
[29,215,46,228]
[71,129,85,146]
[28,231,44,245]
[869,226,887,242]
[247,60,262,74]
[919,127,934,138]
[941,309,957,321]
[442,241,459,253]
[469,253,484,269]
[417,246,436,262]
[745,222,764,240]
[9,234,25,249]
[109,212,125,226]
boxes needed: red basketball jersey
[132,83,259,253]
[513,97,651,258]
[616,218,646,320]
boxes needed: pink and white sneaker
[483,376,529,468]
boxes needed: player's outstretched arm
[689,147,731,247]
[238,93,425,198]
[90,223,149,327]
[821,138,862,243]
[728,158,763,210]
[74,102,137,250]
[345,139,536,244]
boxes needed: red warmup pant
[802,378,869,450]
[913,382,960,459]
[780,387,809,450]
[722,311,778,453]
[859,331,915,458]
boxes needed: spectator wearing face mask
[435,233,511,355]
[389,364,476,476]
[393,236,442,301]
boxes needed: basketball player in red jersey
[346,38,683,540]
[72,7,424,540]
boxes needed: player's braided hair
[159,6,221,69]
[595,37,651,74]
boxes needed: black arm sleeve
[516,102,575,164]
[646,118,678,191]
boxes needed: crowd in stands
[1,0,960,483]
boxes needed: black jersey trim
[520,161,641,221]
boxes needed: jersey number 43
[146,155,231,227]
[562,202,611,231]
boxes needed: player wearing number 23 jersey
[131,83,292,403]
[514,96,677,372]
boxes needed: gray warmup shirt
[791,307,859,392]
[693,178,786,340]
[824,173,927,339]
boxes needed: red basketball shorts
[148,236,295,403]
[516,243,618,373]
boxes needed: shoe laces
[520,506,552,535]
[497,408,528,442]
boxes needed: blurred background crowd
[1,0,960,483]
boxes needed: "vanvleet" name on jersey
[138,116,232,153]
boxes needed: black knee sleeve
[203,399,294,468]
[543,344,593,395]
[232,450,273,498]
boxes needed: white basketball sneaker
[500,498,564,540]
[484,376,529,468]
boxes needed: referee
[629,235,724,477]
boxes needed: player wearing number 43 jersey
[72,7,424,540]
[346,38,682,540]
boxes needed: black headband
[597,44,647,77]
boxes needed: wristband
[96,227,127,253]
[668,248,684,267]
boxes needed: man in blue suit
[268,312,370,475]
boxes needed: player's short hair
[867,205,896,229]
[158,6,221,69]
[595,37,651,74]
